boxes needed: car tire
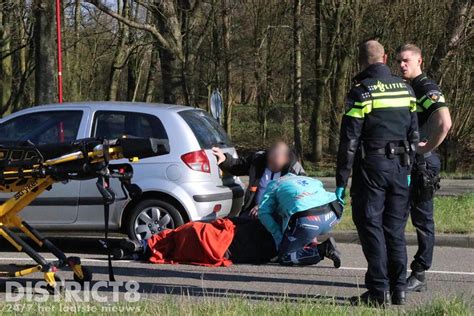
[125,199,184,241]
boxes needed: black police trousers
[351,154,411,295]
[410,153,441,271]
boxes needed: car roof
[14,101,198,114]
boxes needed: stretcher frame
[0,139,158,291]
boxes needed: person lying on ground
[258,174,343,267]
[212,140,305,218]
[112,217,278,266]
[113,175,342,268]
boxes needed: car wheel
[125,199,184,241]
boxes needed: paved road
[239,176,474,196]
[0,240,472,308]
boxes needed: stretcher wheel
[73,265,92,285]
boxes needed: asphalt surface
[239,176,474,196]
[0,239,472,309]
[0,178,471,308]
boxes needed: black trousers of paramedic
[351,153,411,295]
[409,153,441,271]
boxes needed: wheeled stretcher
[0,137,169,290]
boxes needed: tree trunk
[261,28,274,145]
[11,2,32,111]
[126,2,139,101]
[239,59,246,104]
[155,11,185,105]
[293,0,303,160]
[179,0,195,107]
[310,0,324,162]
[428,0,472,82]
[222,0,232,136]
[329,54,350,154]
[15,2,27,78]
[126,54,137,102]
[144,45,160,103]
[34,0,56,105]
[212,4,221,91]
[159,47,184,104]
[156,0,186,105]
[253,23,264,141]
[71,0,81,100]
[0,7,12,114]
[108,0,129,101]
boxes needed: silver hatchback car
[0,102,244,240]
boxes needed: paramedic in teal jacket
[258,174,342,267]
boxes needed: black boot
[407,271,427,292]
[350,290,391,307]
[112,239,144,260]
[318,237,341,268]
[407,261,427,292]
[391,290,406,305]
[121,239,144,252]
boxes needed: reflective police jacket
[335,63,419,188]
[410,73,447,138]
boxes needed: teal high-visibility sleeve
[258,174,337,247]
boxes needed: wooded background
[0,0,472,172]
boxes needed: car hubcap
[134,207,173,240]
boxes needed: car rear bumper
[192,183,244,202]
[178,180,244,220]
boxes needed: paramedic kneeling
[258,174,342,267]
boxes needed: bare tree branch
[85,0,183,59]
[428,0,472,80]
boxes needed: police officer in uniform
[335,40,419,306]
[396,44,452,292]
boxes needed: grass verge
[335,194,474,234]
[0,296,470,315]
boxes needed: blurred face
[267,143,290,173]
[396,50,422,80]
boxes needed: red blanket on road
[147,218,235,266]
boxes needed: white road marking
[338,266,474,276]
[0,257,472,276]
[0,257,108,263]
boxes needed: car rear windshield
[0,111,83,145]
[179,110,232,149]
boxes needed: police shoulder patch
[426,90,442,102]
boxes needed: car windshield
[179,110,232,149]
[0,111,83,145]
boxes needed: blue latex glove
[407,175,411,186]
[335,187,346,205]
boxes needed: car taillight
[181,150,211,173]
